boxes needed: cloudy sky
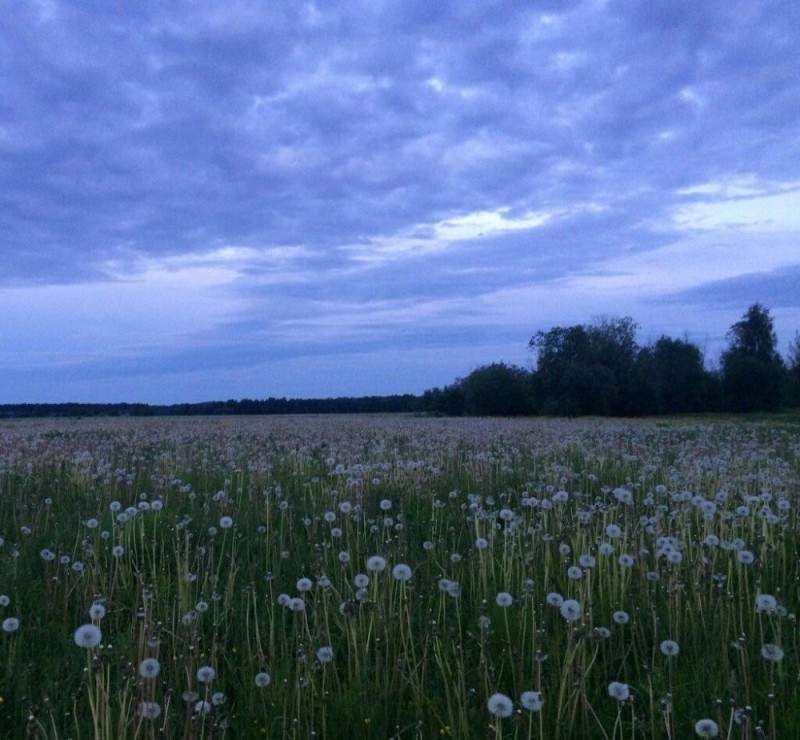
[2,0,799,404]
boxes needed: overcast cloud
[1,0,799,403]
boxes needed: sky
[1,0,799,404]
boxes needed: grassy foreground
[0,414,798,739]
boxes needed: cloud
[1,0,799,401]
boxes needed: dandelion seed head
[254,671,271,687]
[608,681,630,701]
[694,719,720,737]
[495,591,513,607]
[73,624,102,648]
[392,563,412,581]
[520,690,544,711]
[487,692,513,718]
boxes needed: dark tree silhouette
[720,304,786,412]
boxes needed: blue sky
[1,0,799,403]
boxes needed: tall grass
[0,415,798,738]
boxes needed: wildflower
[316,646,334,663]
[338,551,351,564]
[449,553,462,563]
[567,566,583,580]
[599,542,614,555]
[197,666,216,684]
[379,499,392,511]
[2,617,20,633]
[606,524,622,538]
[761,643,784,662]
[74,624,102,648]
[546,592,564,607]
[618,554,635,568]
[755,594,777,613]
[138,701,162,719]
[366,555,387,572]
[139,658,161,679]
[219,516,233,529]
[40,548,56,561]
[211,692,225,705]
[495,592,513,607]
[323,511,336,523]
[736,550,755,565]
[613,487,633,505]
[392,563,413,581]
[475,537,489,550]
[579,554,596,568]
[89,604,106,620]
[694,718,720,737]
[423,540,435,551]
[296,577,313,592]
[613,610,629,625]
[660,640,680,657]
[608,681,630,701]
[487,692,514,718]
[254,671,271,687]
[498,508,514,521]
[0,595,10,607]
[112,545,125,557]
[196,600,209,613]
[289,597,306,612]
[520,690,544,711]
[560,599,581,621]
[194,700,211,715]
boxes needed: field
[0,414,798,739]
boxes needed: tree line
[421,304,800,417]
[3,303,798,420]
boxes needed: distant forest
[3,304,799,419]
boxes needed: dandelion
[579,553,596,568]
[296,577,313,592]
[139,658,161,679]
[196,600,209,613]
[254,671,271,687]
[366,555,387,572]
[613,487,633,505]
[487,692,514,718]
[379,499,392,511]
[567,566,583,580]
[194,700,212,715]
[546,592,564,607]
[40,548,56,561]
[0,595,10,607]
[74,624,102,648]
[761,643,784,662]
[606,524,623,538]
[89,604,106,620]
[316,646,334,663]
[736,550,755,565]
[392,563,413,581]
[613,610,629,625]
[323,511,336,523]
[338,551,351,564]
[694,718,720,737]
[599,542,614,555]
[495,592,513,607]
[560,599,581,621]
[2,617,20,633]
[618,554,635,568]
[755,594,777,613]
[112,545,125,557]
[211,692,226,705]
[289,597,306,612]
[475,537,489,550]
[354,573,370,588]
[219,516,233,529]
[660,640,680,657]
[138,701,162,719]
[608,681,630,701]
[520,690,544,711]
[196,665,216,684]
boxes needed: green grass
[0,414,797,739]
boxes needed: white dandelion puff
[487,692,514,718]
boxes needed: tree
[529,317,639,416]
[720,304,786,412]
[787,332,800,407]
[460,363,533,416]
[635,336,712,414]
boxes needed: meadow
[0,414,798,739]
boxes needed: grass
[0,414,798,738]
